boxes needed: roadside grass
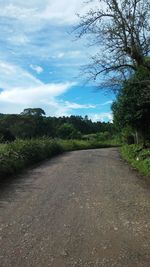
[59,139,117,151]
[120,145,150,177]
[0,138,117,178]
[0,139,63,177]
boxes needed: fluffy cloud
[89,113,113,122]
[63,101,96,109]
[0,61,42,90]
[7,35,30,46]
[0,83,75,105]
[100,100,113,106]
[30,65,44,74]
[0,0,92,78]
[0,85,96,116]
[0,60,96,116]
[54,51,81,59]
[0,0,86,26]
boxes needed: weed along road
[0,148,150,267]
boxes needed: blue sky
[0,0,115,122]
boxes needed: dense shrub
[58,139,115,151]
[121,145,150,177]
[0,138,116,178]
[0,139,63,177]
[96,131,112,142]
[57,123,82,139]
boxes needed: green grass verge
[0,138,116,178]
[59,139,116,151]
[120,145,150,177]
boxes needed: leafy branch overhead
[75,0,150,88]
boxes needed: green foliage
[121,145,150,177]
[0,127,15,142]
[0,109,117,179]
[0,139,63,177]
[58,139,116,152]
[120,126,135,145]
[57,123,81,139]
[0,111,115,141]
[20,108,45,117]
[112,67,150,143]
[0,137,117,178]
[96,131,111,142]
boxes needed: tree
[58,123,81,139]
[112,67,150,142]
[10,117,37,139]
[75,0,150,89]
[21,108,45,117]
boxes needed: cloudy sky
[0,0,115,122]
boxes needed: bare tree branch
[74,0,150,90]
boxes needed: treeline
[0,108,114,142]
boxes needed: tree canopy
[0,111,115,142]
[112,67,150,142]
[21,108,46,117]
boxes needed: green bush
[121,145,150,177]
[96,131,111,142]
[0,138,63,177]
[57,123,82,139]
[0,138,117,178]
[58,139,116,151]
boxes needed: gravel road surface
[0,148,150,267]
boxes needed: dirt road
[0,148,150,267]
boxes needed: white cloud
[43,99,95,117]
[0,0,85,26]
[53,52,65,58]
[0,85,95,117]
[0,83,75,105]
[89,113,113,122]
[0,61,16,76]
[0,0,91,74]
[0,61,42,90]
[0,4,36,20]
[7,35,30,46]
[67,51,81,58]
[0,60,96,117]
[0,0,99,28]
[63,101,96,109]
[53,50,81,60]
[0,60,76,114]
[100,100,113,106]
[30,65,44,74]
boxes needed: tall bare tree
[75,0,150,89]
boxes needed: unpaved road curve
[0,148,150,267]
